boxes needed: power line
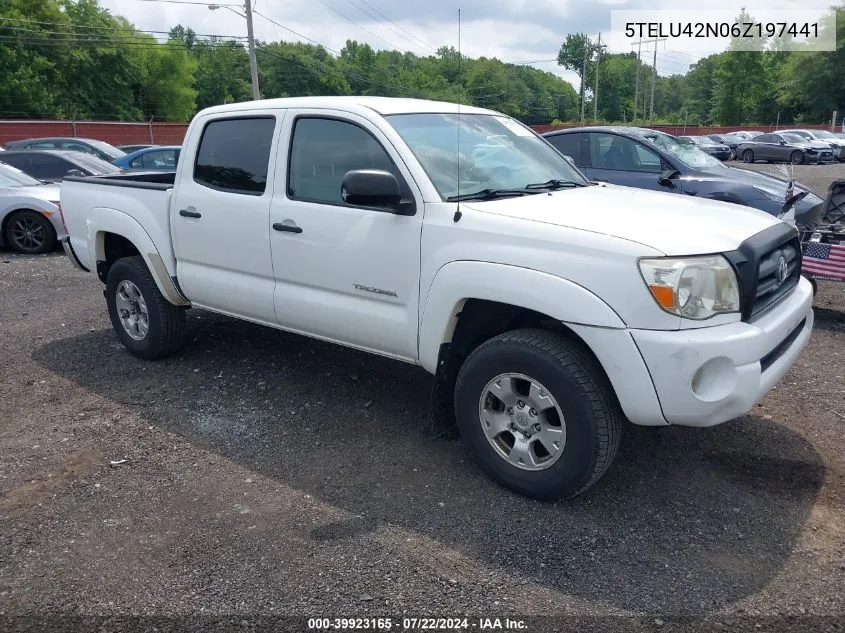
[0,16,246,39]
[342,0,438,53]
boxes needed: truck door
[268,110,423,361]
[171,112,283,323]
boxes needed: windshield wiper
[446,188,537,202]
[523,179,586,190]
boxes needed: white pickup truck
[59,97,814,500]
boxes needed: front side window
[287,117,402,206]
[194,117,275,194]
[755,134,776,143]
[385,113,587,200]
[589,133,661,173]
[546,133,587,166]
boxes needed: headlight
[638,256,741,319]
[753,185,787,202]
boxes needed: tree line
[1,0,843,126]
[558,7,845,126]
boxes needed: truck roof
[196,96,498,118]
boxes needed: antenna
[454,7,462,222]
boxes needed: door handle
[273,222,302,234]
[179,209,201,218]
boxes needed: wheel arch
[88,208,189,306]
[1,207,58,249]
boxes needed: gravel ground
[1,176,845,631]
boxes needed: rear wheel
[4,210,56,254]
[105,256,186,359]
[453,329,622,501]
[742,149,755,163]
[790,150,804,165]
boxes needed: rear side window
[194,117,275,195]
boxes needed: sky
[100,0,835,92]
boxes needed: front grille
[751,237,801,318]
[723,223,802,322]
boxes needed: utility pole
[649,41,659,122]
[244,0,260,100]
[593,32,601,122]
[632,39,643,122]
[580,39,589,123]
[631,37,666,124]
[210,1,260,99]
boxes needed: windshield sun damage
[384,113,587,201]
[641,132,725,170]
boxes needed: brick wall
[0,120,188,147]
[530,123,836,135]
[0,119,838,148]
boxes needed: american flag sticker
[802,241,845,280]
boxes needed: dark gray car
[736,132,828,164]
[4,137,125,163]
[0,149,122,183]
[542,126,823,224]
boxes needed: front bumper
[630,277,814,427]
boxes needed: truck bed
[64,171,176,190]
[60,172,176,274]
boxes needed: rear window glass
[194,117,275,195]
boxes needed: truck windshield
[0,163,42,187]
[384,113,588,200]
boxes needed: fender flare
[88,207,190,306]
[418,260,625,372]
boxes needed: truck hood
[462,183,782,256]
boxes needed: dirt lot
[1,169,845,631]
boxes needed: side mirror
[341,169,411,214]
[658,168,680,187]
[65,168,85,177]
[779,140,786,145]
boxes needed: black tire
[105,255,186,360]
[4,210,57,254]
[742,149,755,163]
[790,150,804,165]
[453,329,622,501]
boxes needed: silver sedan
[0,162,66,254]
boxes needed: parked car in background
[542,126,823,224]
[0,162,64,254]
[4,137,125,163]
[0,149,122,183]
[736,132,828,164]
[779,129,845,161]
[117,144,159,153]
[677,135,731,160]
[733,131,764,140]
[707,133,746,159]
[113,145,181,171]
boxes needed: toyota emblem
[776,256,788,285]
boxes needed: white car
[0,162,64,254]
[58,97,814,500]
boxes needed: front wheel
[453,329,622,501]
[5,210,57,254]
[105,256,186,359]
[790,150,804,165]
[742,149,755,163]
